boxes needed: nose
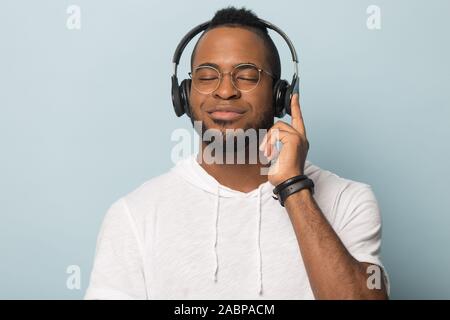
[213,73,240,100]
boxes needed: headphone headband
[172,19,298,80]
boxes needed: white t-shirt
[85,154,389,299]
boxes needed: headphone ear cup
[180,79,192,118]
[171,75,185,117]
[273,79,289,118]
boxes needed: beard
[190,103,274,160]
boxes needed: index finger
[290,93,306,136]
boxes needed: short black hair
[190,6,281,80]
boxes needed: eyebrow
[195,61,258,69]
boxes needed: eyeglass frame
[188,63,276,94]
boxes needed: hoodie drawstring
[213,183,264,296]
[256,184,263,295]
[213,184,220,282]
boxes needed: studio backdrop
[0,0,449,299]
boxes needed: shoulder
[305,159,370,192]
[304,160,377,227]
[102,168,184,239]
[124,169,181,208]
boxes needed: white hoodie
[85,154,389,299]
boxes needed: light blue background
[1,0,449,299]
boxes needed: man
[85,7,389,300]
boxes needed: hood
[171,153,311,296]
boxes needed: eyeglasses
[188,63,275,94]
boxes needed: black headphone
[171,19,299,120]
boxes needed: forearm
[284,189,387,300]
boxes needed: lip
[209,111,245,121]
[206,105,247,121]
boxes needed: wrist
[272,174,315,207]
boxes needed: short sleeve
[335,183,390,297]
[84,198,148,299]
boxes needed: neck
[196,143,270,193]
